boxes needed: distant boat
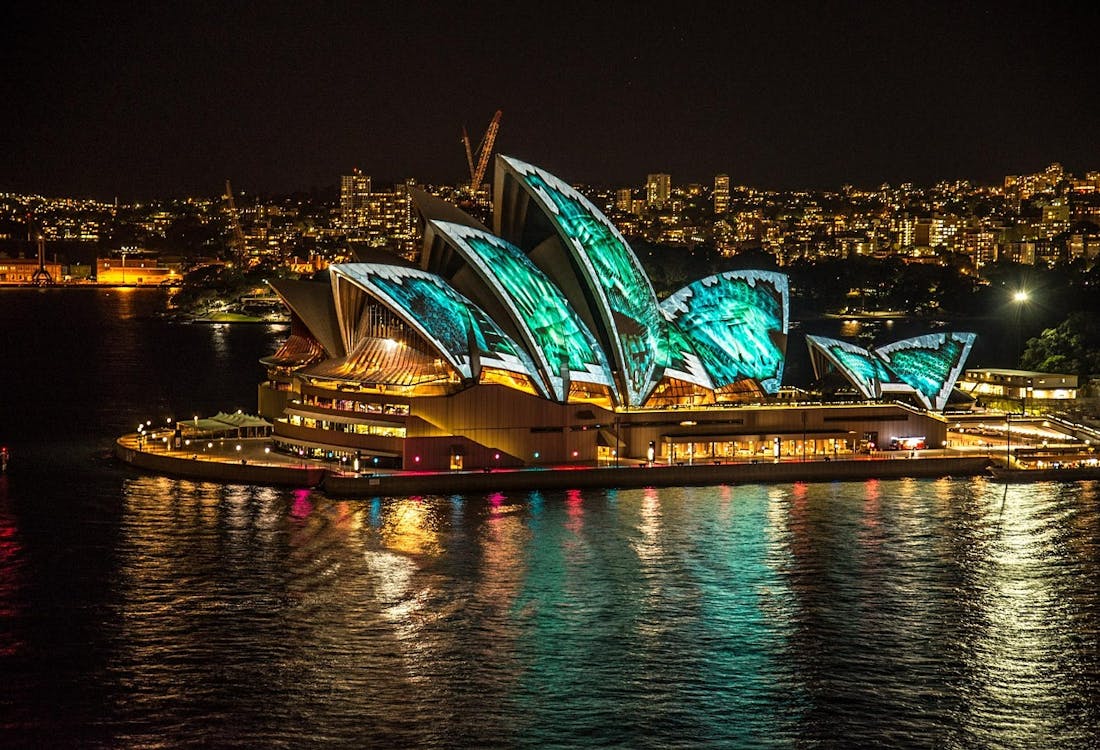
[823,310,909,320]
[1,445,9,473]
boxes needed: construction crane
[462,109,502,196]
[224,180,248,266]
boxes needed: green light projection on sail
[661,271,789,394]
[430,221,614,402]
[503,156,665,406]
[332,264,542,391]
[806,332,976,410]
[876,332,976,410]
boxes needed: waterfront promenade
[115,432,993,495]
[115,434,328,487]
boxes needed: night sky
[3,2,1098,199]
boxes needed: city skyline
[3,3,1099,199]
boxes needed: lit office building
[615,188,634,213]
[714,174,730,215]
[646,173,671,208]
[339,170,372,230]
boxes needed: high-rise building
[615,188,633,213]
[340,170,372,229]
[646,173,671,208]
[340,171,417,257]
[714,174,730,215]
[362,186,413,245]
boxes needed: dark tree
[1019,312,1100,380]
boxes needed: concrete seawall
[321,456,993,497]
[115,441,327,487]
[115,436,992,495]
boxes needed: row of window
[286,414,406,438]
[302,395,410,415]
[665,438,857,459]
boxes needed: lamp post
[1011,289,1030,367]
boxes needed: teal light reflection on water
[83,473,1100,748]
[509,485,801,746]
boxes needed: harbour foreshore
[323,456,993,496]
[116,433,994,495]
[115,435,327,487]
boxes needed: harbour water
[2,289,1099,748]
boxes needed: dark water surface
[2,289,1099,748]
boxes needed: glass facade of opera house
[256,156,976,470]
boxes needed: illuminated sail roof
[302,336,456,387]
[261,330,326,368]
[661,271,789,394]
[498,155,666,406]
[268,158,812,405]
[876,332,976,411]
[659,309,715,391]
[329,264,544,394]
[806,332,976,410]
[428,220,614,401]
[806,335,902,399]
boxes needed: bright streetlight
[1011,288,1031,369]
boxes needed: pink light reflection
[290,489,313,519]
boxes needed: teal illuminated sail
[659,308,715,390]
[428,220,614,401]
[331,264,543,393]
[806,332,976,410]
[876,332,976,411]
[499,156,665,406]
[661,271,789,394]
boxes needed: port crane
[462,109,502,196]
[31,233,53,285]
[24,213,54,286]
[224,180,248,266]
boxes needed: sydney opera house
[257,156,975,470]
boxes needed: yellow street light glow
[1013,290,1029,303]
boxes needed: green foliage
[1019,312,1100,379]
[784,256,983,316]
[636,242,779,298]
[169,264,294,313]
